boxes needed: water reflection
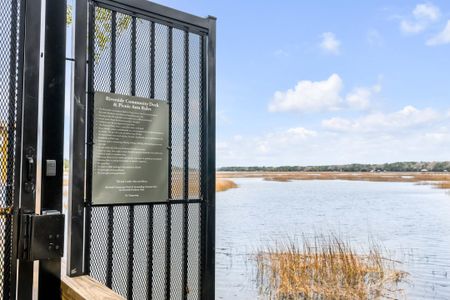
[216,178,450,299]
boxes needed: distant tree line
[218,161,450,172]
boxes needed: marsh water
[216,178,450,299]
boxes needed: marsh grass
[256,235,408,299]
[216,179,238,192]
[218,172,450,191]
[436,182,450,189]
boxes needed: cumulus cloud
[286,127,318,138]
[217,127,319,166]
[413,2,440,21]
[345,84,381,110]
[319,32,341,55]
[400,21,427,34]
[426,20,450,45]
[268,74,343,113]
[322,106,441,132]
[217,119,450,167]
[400,3,440,34]
[269,75,383,113]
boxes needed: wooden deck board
[61,264,124,300]
[61,275,125,300]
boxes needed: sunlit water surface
[216,178,450,299]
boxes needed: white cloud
[217,107,450,167]
[400,20,427,34]
[286,127,318,138]
[217,120,450,167]
[426,20,450,45]
[319,32,341,55]
[413,3,440,21]
[400,3,441,34]
[217,127,319,166]
[345,84,381,110]
[269,75,383,113]
[322,106,441,132]
[268,74,343,113]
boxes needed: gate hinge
[18,210,65,261]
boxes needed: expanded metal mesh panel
[188,33,201,200]
[187,203,201,300]
[0,0,22,299]
[171,28,185,201]
[88,3,206,299]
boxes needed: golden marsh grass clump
[256,235,408,300]
[436,181,450,189]
[216,179,238,192]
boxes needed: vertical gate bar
[105,10,117,289]
[110,11,117,94]
[150,22,155,99]
[4,0,19,297]
[68,0,88,277]
[39,0,67,293]
[6,0,19,209]
[183,31,189,202]
[106,208,114,287]
[17,0,43,297]
[182,30,190,300]
[106,206,114,288]
[146,20,156,300]
[4,216,12,298]
[146,203,153,300]
[198,33,207,300]
[127,15,137,300]
[84,1,96,275]
[38,0,67,296]
[9,0,26,296]
[165,25,173,300]
[127,207,135,299]
[131,16,136,96]
[201,17,216,300]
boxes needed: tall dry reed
[256,235,408,299]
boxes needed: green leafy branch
[66,5,132,58]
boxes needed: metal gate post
[38,0,67,297]
[67,0,88,277]
[16,0,43,297]
[202,15,216,300]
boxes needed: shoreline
[217,171,450,191]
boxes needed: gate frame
[13,0,42,298]
[4,0,68,297]
[68,0,216,299]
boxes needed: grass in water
[216,179,238,192]
[436,181,450,189]
[256,235,408,299]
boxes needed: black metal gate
[68,1,216,299]
[0,0,24,298]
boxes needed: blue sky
[65,1,450,167]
